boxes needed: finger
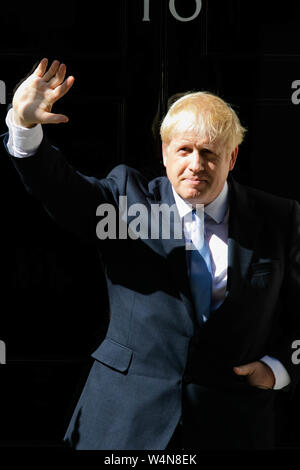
[51,76,75,103]
[39,111,69,125]
[48,63,67,89]
[255,385,269,390]
[35,58,48,77]
[43,60,60,82]
[233,364,254,375]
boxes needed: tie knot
[192,208,206,223]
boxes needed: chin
[187,185,205,197]
[181,189,205,203]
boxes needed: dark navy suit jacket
[4,135,300,449]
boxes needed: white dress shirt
[172,182,229,312]
[5,107,291,390]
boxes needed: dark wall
[0,0,300,450]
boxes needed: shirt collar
[172,180,229,223]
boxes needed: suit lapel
[226,176,261,298]
[150,177,196,323]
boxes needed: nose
[188,149,205,173]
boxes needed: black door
[0,0,299,449]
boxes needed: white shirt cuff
[5,108,43,158]
[260,355,291,390]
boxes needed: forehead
[171,131,209,143]
[169,131,223,150]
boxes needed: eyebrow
[176,142,213,148]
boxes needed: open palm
[13,58,75,128]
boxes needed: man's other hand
[233,361,275,389]
[12,58,75,128]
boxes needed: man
[3,58,300,450]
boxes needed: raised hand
[12,58,75,128]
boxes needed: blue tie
[188,209,212,325]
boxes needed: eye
[178,146,191,154]
[201,149,217,159]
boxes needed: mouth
[184,178,208,185]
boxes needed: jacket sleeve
[268,199,300,397]
[3,132,126,243]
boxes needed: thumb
[40,111,69,125]
[233,363,255,376]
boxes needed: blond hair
[160,91,246,152]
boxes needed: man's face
[163,130,238,205]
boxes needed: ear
[162,143,167,167]
[229,146,239,171]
